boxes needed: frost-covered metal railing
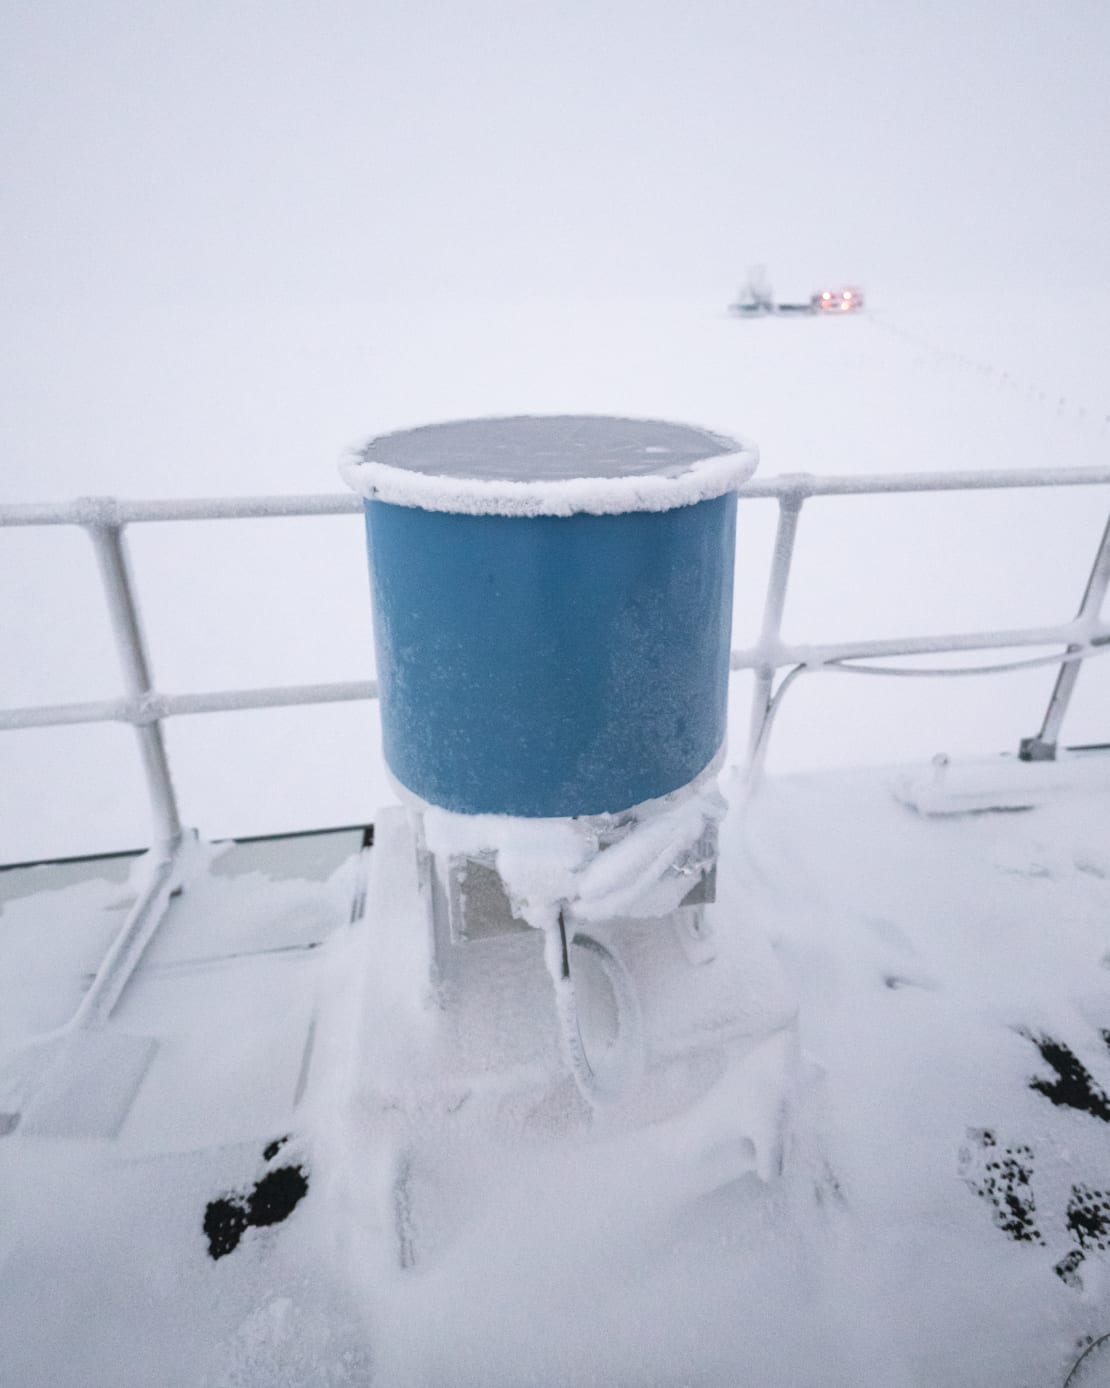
[1,467,1109,852]
[735,468,1110,779]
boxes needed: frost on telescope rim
[339,414,758,517]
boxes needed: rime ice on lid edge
[339,413,758,517]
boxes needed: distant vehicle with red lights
[812,286,864,313]
[729,269,865,318]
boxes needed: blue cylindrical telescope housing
[342,417,756,819]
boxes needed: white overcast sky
[3,0,1108,312]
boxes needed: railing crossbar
[3,463,1110,529]
[0,680,381,733]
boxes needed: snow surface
[3,770,1110,1385]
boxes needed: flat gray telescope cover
[340,415,758,517]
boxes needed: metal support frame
[1019,510,1110,762]
[2,467,1110,857]
[737,477,1110,784]
[745,493,803,774]
[84,507,182,849]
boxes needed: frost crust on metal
[340,415,758,517]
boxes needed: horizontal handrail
[3,464,1110,530]
[5,623,1106,734]
[0,680,381,733]
[731,619,1095,672]
[0,494,363,527]
[736,465,1110,499]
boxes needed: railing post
[745,488,806,776]
[1019,508,1110,761]
[80,498,183,848]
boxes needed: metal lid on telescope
[340,415,757,517]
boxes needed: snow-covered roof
[3,768,1110,1385]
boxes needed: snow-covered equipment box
[341,415,756,816]
[338,415,801,1263]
